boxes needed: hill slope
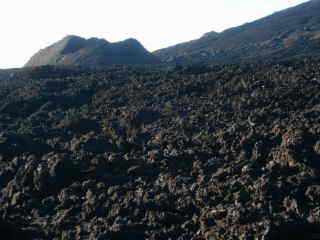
[155,0,320,64]
[25,35,160,67]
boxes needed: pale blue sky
[0,0,309,68]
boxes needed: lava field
[1,59,320,239]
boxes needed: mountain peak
[25,36,159,67]
[124,38,140,43]
[121,38,146,49]
[58,35,88,55]
[63,35,84,41]
[201,31,219,39]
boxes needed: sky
[0,0,309,69]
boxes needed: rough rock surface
[0,59,320,239]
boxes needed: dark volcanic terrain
[155,0,320,65]
[0,58,320,239]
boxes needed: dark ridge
[25,35,160,68]
[155,0,320,64]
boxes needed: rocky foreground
[0,60,320,239]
